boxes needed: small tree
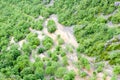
[63,71,75,80]
[42,36,53,50]
[55,67,67,78]
[37,47,45,54]
[45,66,55,75]
[47,20,57,33]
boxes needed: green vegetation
[113,66,120,75]
[57,35,64,45]
[78,56,90,70]
[63,70,75,80]
[26,33,40,49]
[31,20,44,30]
[37,47,45,54]
[47,20,57,33]
[95,62,104,73]
[42,36,53,50]
[80,71,87,77]
[55,67,67,78]
[0,0,120,80]
[109,11,120,24]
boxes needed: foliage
[80,71,87,77]
[42,36,53,50]
[45,66,55,75]
[22,43,31,56]
[26,33,40,48]
[47,20,57,33]
[78,56,90,70]
[0,0,120,79]
[95,62,104,73]
[111,75,117,80]
[57,35,64,45]
[37,47,45,54]
[63,70,75,80]
[31,20,43,30]
[55,67,67,78]
[110,11,120,24]
[113,66,120,75]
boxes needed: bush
[42,36,53,50]
[111,12,120,24]
[23,74,37,80]
[50,76,55,80]
[63,71,75,80]
[95,62,104,73]
[111,75,117,80]
[62,56,68,66]
[20,67,33,77]
[26,33,40,47]
[51,54,59,61]
[80,71,87,77]
[22,43,31,56]
[37,47,45,54]
[47,20,57,33]
[57,35,64,45]
[55,67,67,78]
[45,66,55,75]
[113,66,120,75]
[32,20,43,30]
[35,67,44,79]
[78,57,90,70]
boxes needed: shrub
[63,71,75,80]
[23,74,37,80]
[37,47,45,54]
[95,62,104,73]
[57,35,64,45]
[26,33,40,47]
[80,71,87,77]
[47,20,57,33]
[45,66,55,75]
[22,43,31,56]
[42,36,53,50]
[111,75,117,80]
[32,20,43,30]
[55,67,67,78]
[62,56,68,66]
[20,67,33,77]
[78,57,90,70]
[35,67,44,79]
[113,66,120,75]
[51,54,59,61]
[111,12,120,24]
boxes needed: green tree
[26,33,40,48]
[35,67,44,79]
[47,20,57,33]
[42,36,53,50]
[23,74,37,80]
[37,47,45,54]
[113,66,120,75]
[20,67,34,77]
[63,71,75,80]
[55,67,67,78]
[45,66,55,75]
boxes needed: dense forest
[0,0,120,80]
